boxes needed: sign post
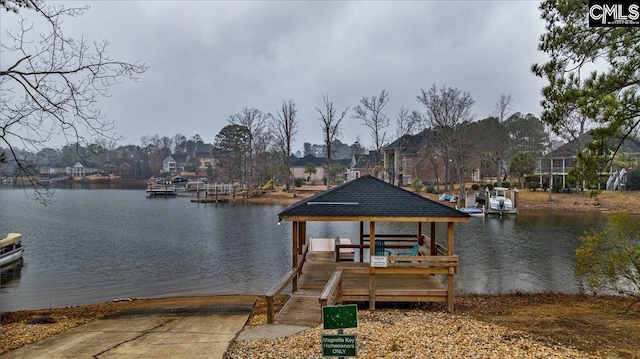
[322,304,358,358]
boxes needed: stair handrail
[319,269,344,308]
[265,244,308,324]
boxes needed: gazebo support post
[447,222,454,312]
[292,221,298,292]
[369,221,376,310]
[417,222,423,245]
[430,222,436,255]
[300,222,306,251]
[359,221,364,262]
[297,222,303,255]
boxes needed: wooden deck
[274,250,447,326]
[146,185,177,197]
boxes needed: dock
[264,176,470,325]
[266,240,455,326]
[190,183,266,203]
[146,184,177,197]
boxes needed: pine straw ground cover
[2,294,639,357]
[225,294,640,359]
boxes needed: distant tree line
[3,88,559,203]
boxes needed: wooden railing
[335,235,440,262]
[318,254,459,314]
[319,269,344,307]
[435,243,448,256]
[265,244,308,324]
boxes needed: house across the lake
[290,154,351,184]
[162,153,189,174]
[536,132,640,190]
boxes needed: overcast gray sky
[4,1,550,153]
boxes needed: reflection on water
[1,259,24,287]
[0,188,609,311]
[306,211,608,295]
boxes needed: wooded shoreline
[247,185,640,215]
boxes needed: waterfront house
[103,159,133,177]
[383,130,446,186]
[162,153,189,174]
[346,151,378,181]
[188,143,217,173]
[39,164,67,177]
[68,162,98,178]
[291,154,325,184]
[536,132,640,189]
[290,154,350,184]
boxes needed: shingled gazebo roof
[278,175,469,222]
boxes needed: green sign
[322,334,357,357]
[322,304,358,329]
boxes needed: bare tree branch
[271,99,299,191]
[352,90,390,173]
[1,1,147,204]
[417,84,475,204]
[316,95,348,190]
[227,107,270,187]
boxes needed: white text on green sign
[322,334,356,357]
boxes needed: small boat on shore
[0,233,25,267]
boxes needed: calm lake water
[0,188,609,312]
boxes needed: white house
[68,162,97,178]
[162,153,189,174]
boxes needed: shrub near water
[575,212,640,312]
[262,179,276,191]
[412,178,424,193]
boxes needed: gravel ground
[225,309,595,359]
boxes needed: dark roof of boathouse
[278,175,470,222]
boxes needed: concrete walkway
[3,296,257,359]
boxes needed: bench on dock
[309,236,354,261]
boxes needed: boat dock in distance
[146,184,177,197]
[190,183,264,203]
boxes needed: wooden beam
[447,222,454,255]
[319,269,344,307]
[281,215,470,223]
[448,274,454,312]
[297,222,303,255]
[369,221,376,310]
[359,221,364,263]
[292,221,298,292]
[447,221,454,312]
[363,234,421,238]
[265,267,299,324]
[417,222,423,244]
[430,222,436,255]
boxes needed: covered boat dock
[266,175,470,325]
